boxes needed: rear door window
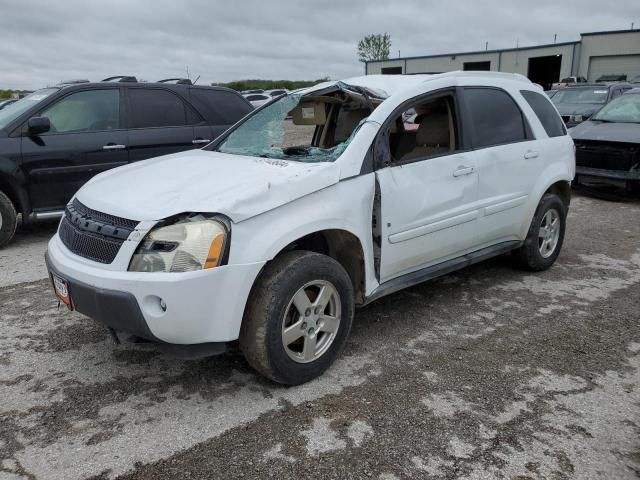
[128,88,200,128]
[464,88,528,148]
[520,90,566,137]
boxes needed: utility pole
[554,33,557,44]
[485,41,488,51]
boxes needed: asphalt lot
[1,192,639,480]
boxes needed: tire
[514,193,566,271]
[240,250,355,385]
[0,190,18,249]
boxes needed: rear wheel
[514,193,566,271]
[0,191,17,249]
[240,251,354,385]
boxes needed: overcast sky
[0,0,638,90]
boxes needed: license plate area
[52,273,73,310]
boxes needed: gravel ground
[1,192,639,480]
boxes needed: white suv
[45,72,575,385]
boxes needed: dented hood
[76,149,341,222]
[570,120,640,144]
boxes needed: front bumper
[46,234,265,344]
[576,165,640,184]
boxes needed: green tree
[0,90,13,99]
[357,33,391,63]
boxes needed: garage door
[588,55,640,82]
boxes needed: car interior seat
[334,108,369,144]
[400,100,453,161]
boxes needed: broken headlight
[128,215,228,273]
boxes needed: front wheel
[240,251,354,385]
[514,193,566,271]
[0,191,18,249]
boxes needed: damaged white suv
[46,72,575,385]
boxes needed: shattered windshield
[591,94,640,123]
[214,91,372,163]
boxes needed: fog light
[142,295,167,317]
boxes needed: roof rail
[57,79,90,85]
[157,78,193,85]
[418,70,532,84]
[101,76,138,83]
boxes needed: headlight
[128,215,228,273]
[570,114,583,123]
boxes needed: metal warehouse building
[366,29,640,89]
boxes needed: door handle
[452,166,475,177]
[524,150,539,159]
[102,144,126,151]
[192,139,211,145]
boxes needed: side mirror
[27,116,50,136]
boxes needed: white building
[365,29,640,89]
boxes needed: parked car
[571,88,640,189]
[243,93,272,108]
[45,72,574,385]
[267,89,289,97]
[551,76,588,89]
[596,74,627,83]
[551,83,633,127]
[0,76,252,247]
[0,99,17,110]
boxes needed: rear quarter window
[520,90,566,137]
[189,89,252,125]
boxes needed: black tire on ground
[0,190,18,249]
[240,250,355,385]
[514,193,566,272]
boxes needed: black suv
[0,76,252,247]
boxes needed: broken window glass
[214,92,368,163]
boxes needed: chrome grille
[58,200,139,264]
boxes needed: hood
[555,103,602,117]
[76,149,341,222]
[570,120,640,143]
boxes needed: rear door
[21,88,128,211]
[125,87,202,162]
[461,87,539,245]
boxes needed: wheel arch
[544,179,571,211]
[0,171,28,218]
[272,229,367,305]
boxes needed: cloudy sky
[0,0,638,89]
